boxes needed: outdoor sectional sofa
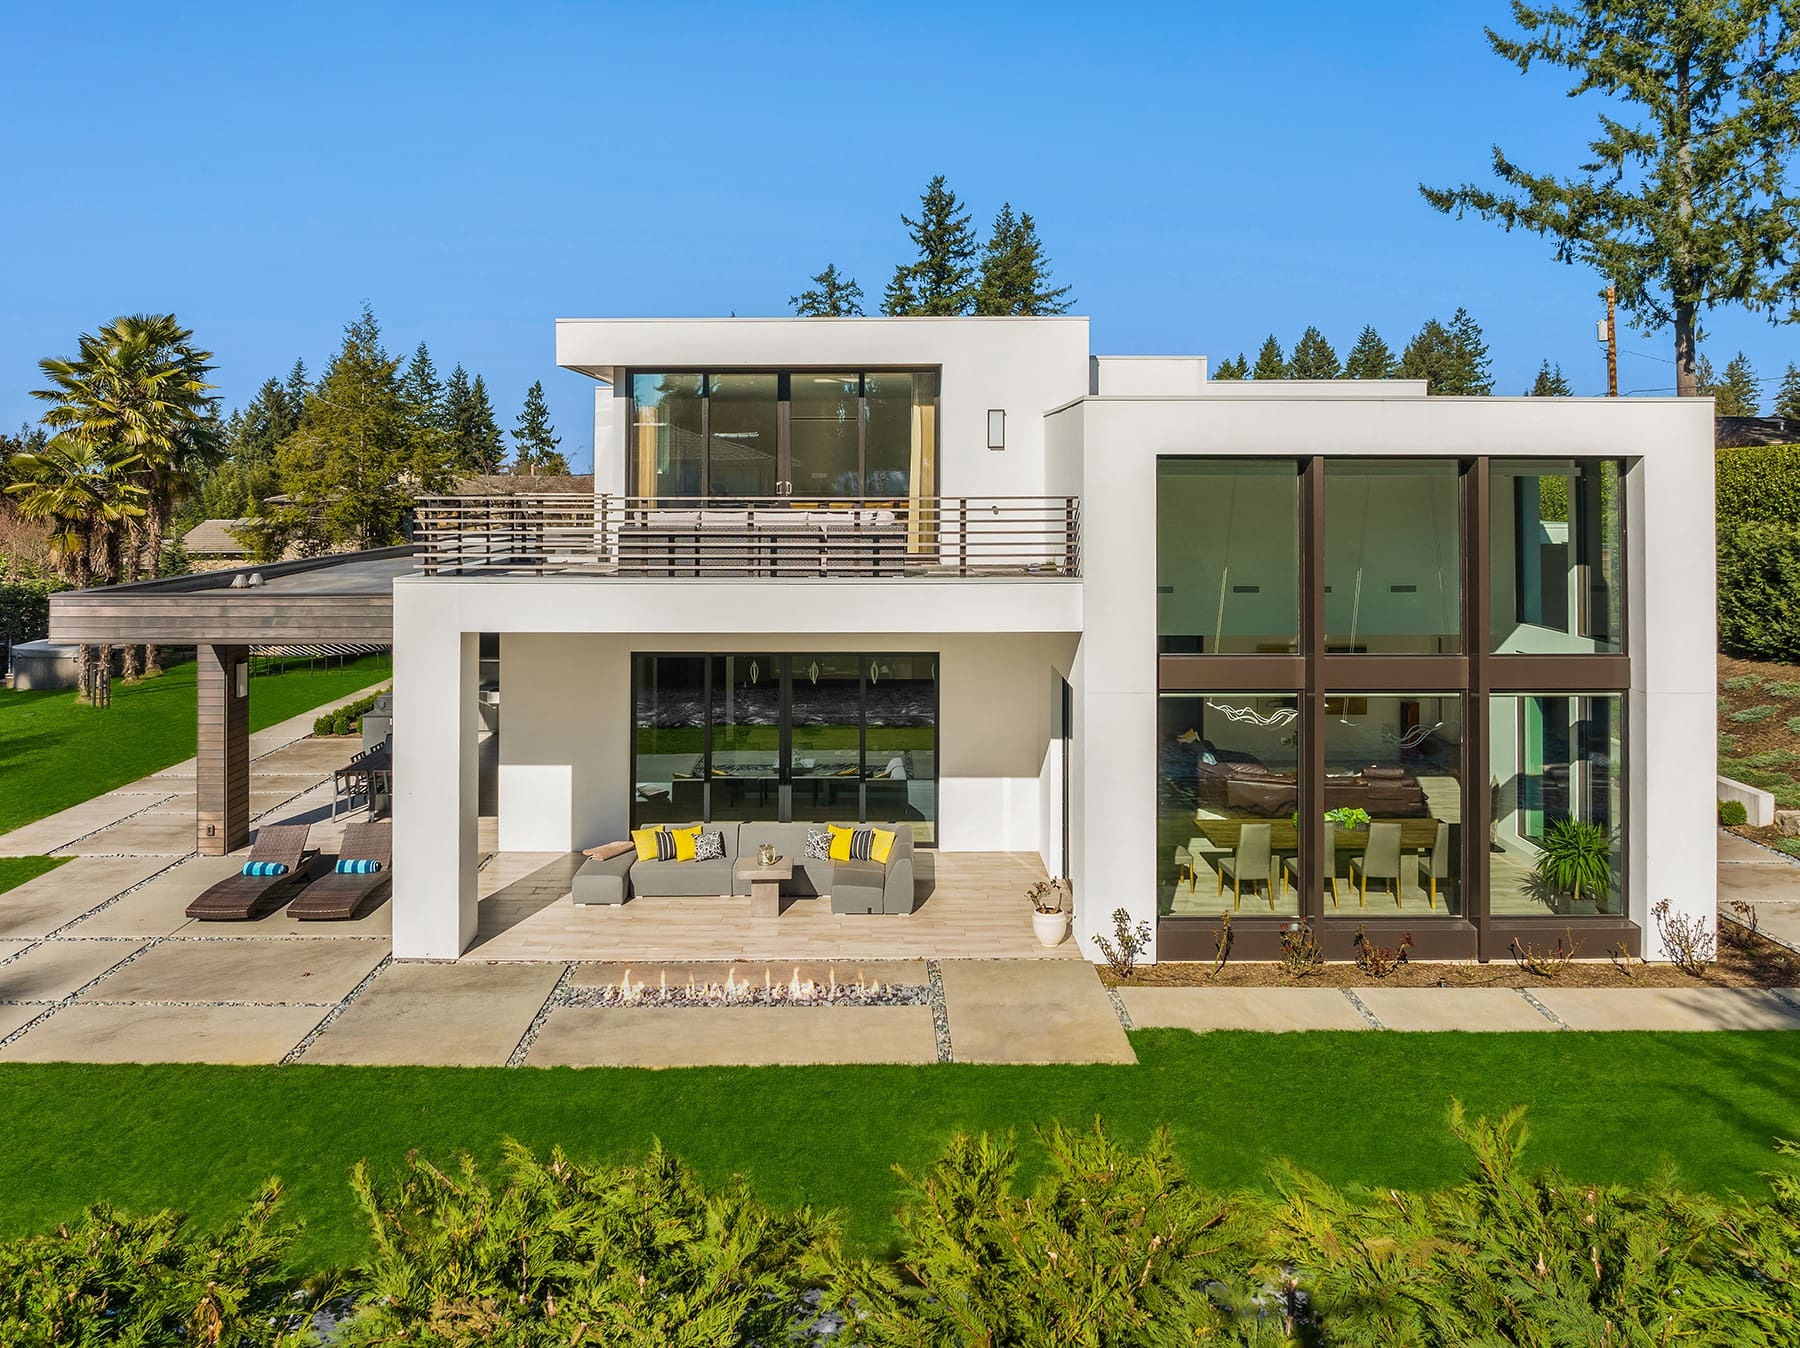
[572,820,916,914]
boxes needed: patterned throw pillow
[805,827,832,860]
[335,858,383,875]
[849,827,876,861]
[241,860,289,877]
[692,829,725,862]
[655,829,680,862]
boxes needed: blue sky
[3,1,1795,471]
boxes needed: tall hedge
[1717,444,1800,526]
[1718,521,1800,662]
[0,577,64,649]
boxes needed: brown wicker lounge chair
[288,821,393,921]
[185,824,314,921]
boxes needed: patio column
[196,643,250,856]
[391,591,480,958]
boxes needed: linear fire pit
[565,966,928,1009]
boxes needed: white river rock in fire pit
[565,966,928,1009]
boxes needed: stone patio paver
[251,739,368,775]
[55,812,204,857]
[0,939,147,1002]
[0,794,177,856]
[526,1004,937,1067]
[0,857,176,939]
[302,961,562,1066]
[1534,986,1800,1030]
[938,959,1135,1063]
[1120,986,1371,1032]
[60,858,246,937]
[1354,986,1559,1031]
[0,1002,326,1064]
[87,938,387,1005]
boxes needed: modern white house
[375,314,1716,967]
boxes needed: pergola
[48,549,409,855]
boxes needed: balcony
[414,495,1081,579]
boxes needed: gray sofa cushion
[830,858,887,914]
[572,852,633,905]
[629,858,734,897]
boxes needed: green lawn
[0,855,69,895]
[0,653,391,835]
[2,1029,1795,1266]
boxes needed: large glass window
[1489,694,1623,916]
[1325,459,1462,653]
[788,655,865,824]
[706,374,780,496]
[865,655,938,839]
[708,654,780,822]
[1321,693,1463,915]
[630,374,703,497]
[632,654,707,825]
[790,373,861,498]
[1159,692,1302,916]
[865,371,936,499]
[1158,459,1301,653]
[1490,459,1624,654]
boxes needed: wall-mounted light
[987,409,1006,450]
[234,663,248,698]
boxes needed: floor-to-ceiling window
[1155,455,1632,960]
[631,653,938,841]
[627,370,939,501]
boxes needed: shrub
[1717,443,1800,525]
[1731,703,1779,723]
[1720,799,1751,826]
[0,576,65,649]
[820,1122,1272,1344]
[313,689,385,738]
[1718,521,1800,663]
[341,1141,829,1346]
[1745,748,1800,769]
[1653,898,1716,976]
[1767,679,1800,699]
[1094,906,1153,979]
[0,1182,327,1346]
[1724,672,1765,691]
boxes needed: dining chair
[1420,820,1451,911]
[1282,822,1339,909]
[1218,822,1277,911]
[1349,821,1404,908]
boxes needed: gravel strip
[1339,988,1385,1029]
[1516,987,1571,1029]
[926,958,952,1062]
[1106,986,1135,1031]
[0,936,165,1050]
[282,955,394,1064]
[506,962,575,1067]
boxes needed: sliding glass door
[631,653,938,839]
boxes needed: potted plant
[1534,818,1613,911]
[1027,878,1071,947]
[1325,805,1371,834]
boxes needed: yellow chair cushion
[671,824,703,862]
[827,824,855,862]
[630,827,664,862]
[869,828,897,864]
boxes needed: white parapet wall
[1718,775,1776,827]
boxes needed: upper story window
[630,370,938,501]
[1157,459,1300,654]
[1325,458,1462,654]
[1489,458,1624,655]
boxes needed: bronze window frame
[1156,455,1633,963]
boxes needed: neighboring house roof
[1717,416,1800,449]
[449,474,594,496]
[182,518,252,556]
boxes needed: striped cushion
[849,827,876,861]
[335,858,383,875]
[241,861,289,877]
[655,829,680,862]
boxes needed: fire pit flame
[575,965,926,1009]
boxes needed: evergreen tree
[884,175,978,316]
[1527,360,1574,396]
[1422,3,1800,396]
[283,358,311,410]
[400,342,445,430]
[233,377,300,465]
[881,267,918,318]
[1251,335,1287,380]
[790,264,864,317]
[1212,354,1248,381]
[1446,307,1494,395]
[1775,362,1800,420]
[1288,326,1342,379]
[1343,325,1398,380]
[1693,353,1718,398]
[1398,318,1461,393]
[975,204,1073,315]
[1713,350,1762,416]
[271,305,447,552]
[510,381,570,475]
[444,365,506,474]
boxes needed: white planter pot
[1032,908,1069,948]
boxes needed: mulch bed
[1098,921,1800,990]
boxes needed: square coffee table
[735,856,794,918]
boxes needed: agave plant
[1535,817,1614,909]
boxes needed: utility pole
[1599,284,1619,397]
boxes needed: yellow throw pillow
[671,824,703,862]
[630,827,664,862]
[827,824,855,862]
[870,828,897,864]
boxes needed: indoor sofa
[1214,761,1429,817]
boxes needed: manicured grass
[0,653,391,835]
[0,855,69,895]
[2,1029,1796,1266]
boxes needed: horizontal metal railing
[413,494,1081,579]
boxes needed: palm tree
[33,314,220,676]
[4,438,147,700]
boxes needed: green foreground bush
[5,1111,1797,1346]
[312,689,385,738]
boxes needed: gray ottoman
[572,852,633,905]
